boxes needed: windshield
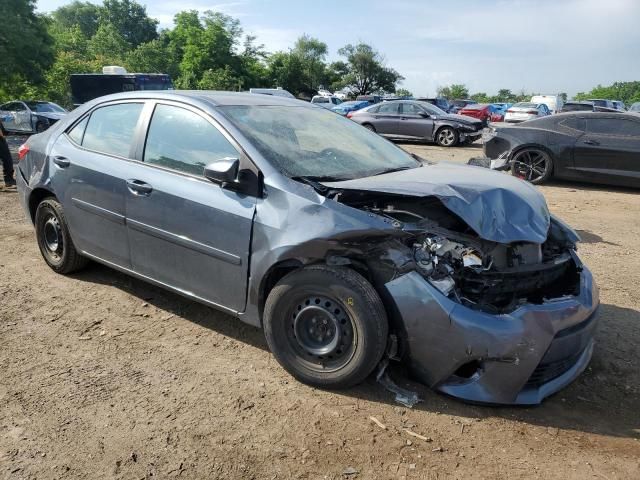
[26,102,66,113]
[418,102,446,115]
[219,105,420,180]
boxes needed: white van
[530,94,564,114]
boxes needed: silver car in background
[0,100,68,133]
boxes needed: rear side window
[67,116,89,145]
[377,103,399,114]
[587,118,640,136]
[143,104,238,176]
[82,103,143,157]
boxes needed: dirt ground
[1,138,639,480]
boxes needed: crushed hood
[323,162,550,244]
[435,113,483,125]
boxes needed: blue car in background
[331,100,370,116]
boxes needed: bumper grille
[525,349,583,387]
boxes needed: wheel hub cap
[294,305,340,356]
[43,216,62,252]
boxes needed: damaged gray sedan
[16,92,599,405]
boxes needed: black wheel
[435,126,459,147]
[35,122,47,133]
[363,123,376,132]
[510,148,553,184]
[35,198,88,274]
[263,265,388,389]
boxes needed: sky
[37,0,640,97]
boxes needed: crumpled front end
[385,260,598,405]
[324,179,599,405]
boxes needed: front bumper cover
[384,258,599,405]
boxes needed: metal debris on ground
[376,359,422,408]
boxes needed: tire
[435,126,459,147]
[35,197,88,274]
[510,148,554,184]
[35,122,47,133]
[362,123,376,132]
[263,265,388,389]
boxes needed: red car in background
[458,103,495,124]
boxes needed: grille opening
[453,360,482,379]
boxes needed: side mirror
[204,157,239,185]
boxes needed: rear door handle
[53,156,70,168]
[583,139,600,146]
[126,179,153,196]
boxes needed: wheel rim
[438,128,455,146]
[42,214,63,260]
[364,124,375,131]
[512,149,550,182]
[288,295,356,372]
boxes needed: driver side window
[144,104,239,176]
[401,103,424,115]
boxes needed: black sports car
[483,112,640,188]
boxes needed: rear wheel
[510,148,554,184]
[363,123,376,132]
[35,198,88,274]
[435,126,458,147]
[263,265,388,389]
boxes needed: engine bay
[331,191,581,313]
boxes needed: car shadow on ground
[72,262,640,441]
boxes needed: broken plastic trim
[376,358,422,408]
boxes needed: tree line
[0,0,404,108]
[436,82,640,106]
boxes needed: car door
[369,102,400,135]
[573,116,640,183]
[124,102,256,312]
[398,102,432,139]
[49,101,145,267]
[13,102,32,131]
[1,102,27,132]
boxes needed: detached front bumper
[384,260,599,405]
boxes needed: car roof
[86,90,306,107]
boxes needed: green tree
[470,92,490,102]
[126,37,176,75]
[337,43,403,95]
[99,0,158,48]
[292,34,328,91]
[267,51,306,94]
[437,84,469,99]
[198,66,242,91]
[51,1,100,38]
[395,88,413,98]
[575,81,640,104]
[0,0,54,88]
[88,22,131,65]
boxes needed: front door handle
[126,179,153,196]
[583,139,600,146]
[53,156,70,168]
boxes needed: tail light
[346,111,353,119]
[18,143,29,161]
[506,109,515,113]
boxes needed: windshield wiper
[371,166,416,177]
[291,175,346,192]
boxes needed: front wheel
[263,265,388,389]
[35,198,88,274]
[435,126,459,147]
[510,148,554,184]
